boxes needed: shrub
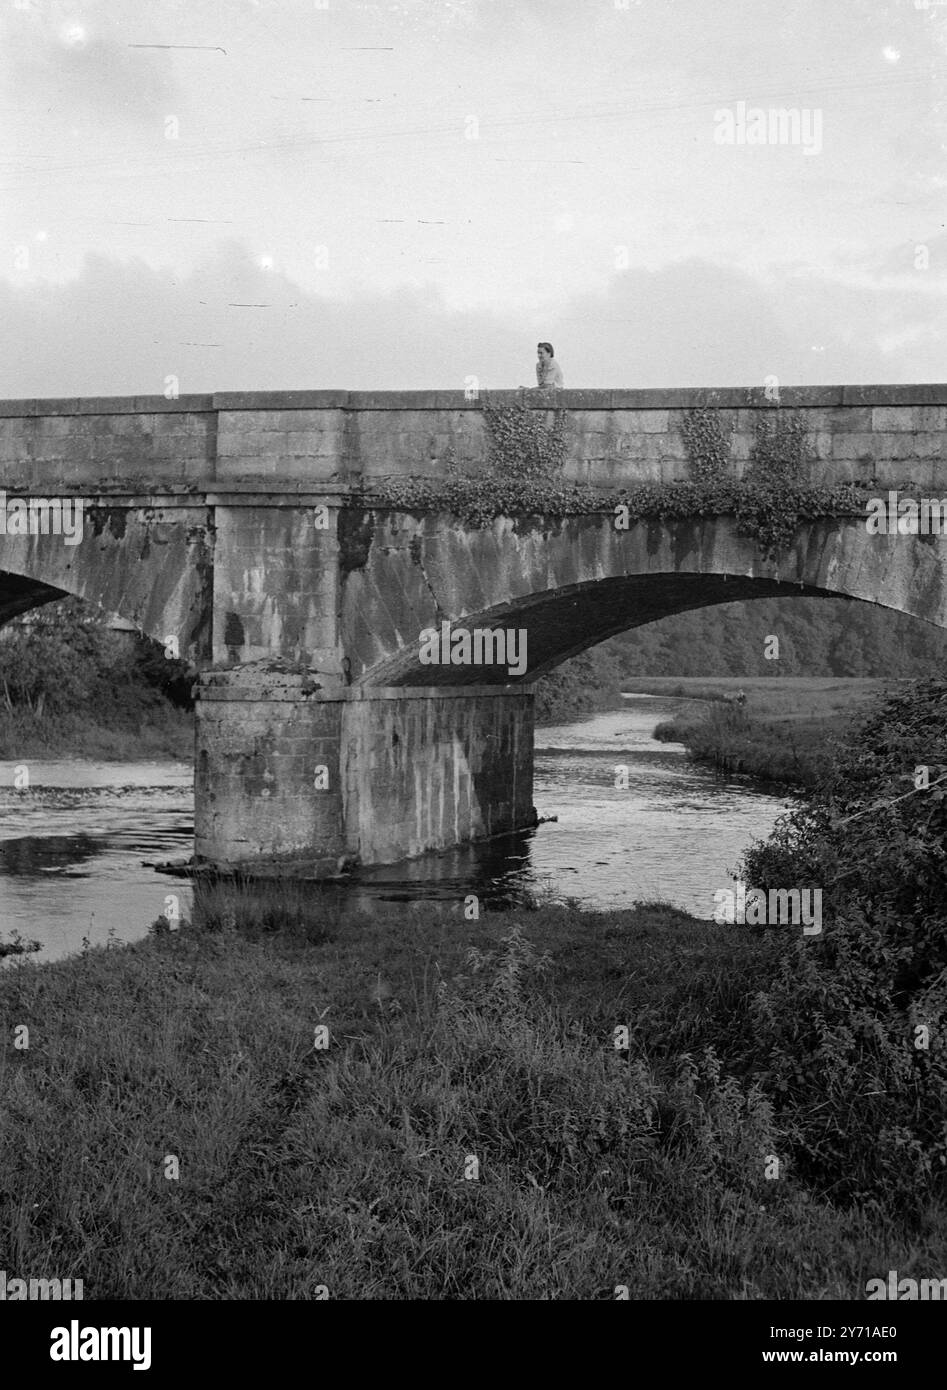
[0,598,193,723]
[0,600,105,716]
[739,678,947,1204]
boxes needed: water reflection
[0,833,105,875]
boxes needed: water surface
[0,696,791,963]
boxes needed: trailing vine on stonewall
[481,398,567,480]
[350,398,580,527]
[680,405,732,484]
[746,411,810,486]
[733,411,828,561]
[348,399,868,560]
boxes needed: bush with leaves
[738,678,947,1204]
[0,600,108,716]
[533,645,624,723]
[0,598,194,723]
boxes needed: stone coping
[3,384,947,417]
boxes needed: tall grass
[2,894,944,1299]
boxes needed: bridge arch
[345,511,947,686]
[0,507,213,659]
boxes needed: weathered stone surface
[194,675,534,869]
[195,671,347,870]
[0,504,212,660]
[343,687,534,864]
[872,406,947,432]
[344,509,947,685]
[210,506,340,667]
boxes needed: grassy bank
[0,705,194,762]
[1,889,944,1300]
[637,677,896,786]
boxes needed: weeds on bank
[2,898,945,1298]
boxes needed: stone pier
[194,667,535,873]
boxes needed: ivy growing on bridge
[680,405,732,484]
[348,399,869,562]
[734,409,843,561]
[747,410,811,485]
[349,397,583,528]
[482,397,568,479]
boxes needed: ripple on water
[0,706,790,963]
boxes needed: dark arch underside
[363,572,850,686]
[0,570,69,626]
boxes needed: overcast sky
[2,0,946,395]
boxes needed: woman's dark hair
[537,341,554,357]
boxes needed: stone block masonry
[2,384,947,495]
[194,669,534,872]
[194,668,347,873]
[343,685,534,865]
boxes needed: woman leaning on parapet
[535,341,564,390]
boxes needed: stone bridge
[1,385,945,874]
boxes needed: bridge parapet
[1,385,945,494]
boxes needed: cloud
[5,12,178,128]
[0,239,944,397]
[0,242,522,395]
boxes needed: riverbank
[0,705,194,762]
[0,677,882,770]
[0,696,614,761]
[633,677,897,787]
[2,891,944,1299]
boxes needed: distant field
[624,676,900,724]
[632,677,904,787]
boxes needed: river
[0,695,792,964]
